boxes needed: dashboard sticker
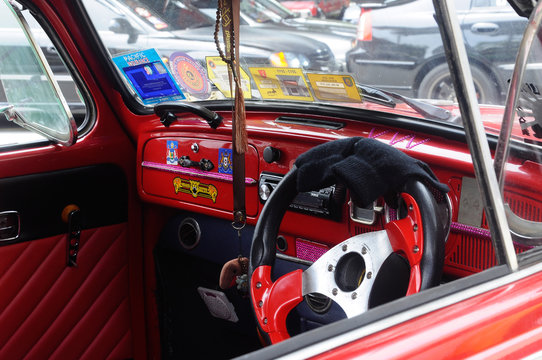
[218,148,233,174]
[170,52,210,99]
[112,49,185,105]
[173,177,218,203]
[166,140,179,165]
[205,56,252,99]
[249,67,313,101]
[306,73,361,102]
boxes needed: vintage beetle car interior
[1,0,542,359]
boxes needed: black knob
[263,146,281,163]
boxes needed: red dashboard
[135,110,542,280]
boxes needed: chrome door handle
[0,211,20,241]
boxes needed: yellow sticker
[206,56,252,99]
[173,177,218,203]
[306,73,361,102]
[249,67,313,101]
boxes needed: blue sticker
[166,140,179,165]
[218,148,233,174]
[113,49,185,105]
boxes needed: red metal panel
[312,269,542,359]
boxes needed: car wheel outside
[418,63,500,105]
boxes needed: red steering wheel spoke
[250,266,304,343]
[385,192,424,295]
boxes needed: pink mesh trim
[296,239,328,263]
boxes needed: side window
[0,0,86,148]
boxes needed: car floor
[153,245,262,359]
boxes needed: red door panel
[0,224,132,359]
[0,162,140,359]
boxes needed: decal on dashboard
[173,177,218,203]
[218,148,233,174]
[166,140,179,165]
[369,128,430,149]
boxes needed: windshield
[80,0,535,132]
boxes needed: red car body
[1,0,541,359]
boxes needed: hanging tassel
[234,72,248,154]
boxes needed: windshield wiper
[357,84,456,122]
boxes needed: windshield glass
[81,0,532,130]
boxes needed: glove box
[141,137,259,216]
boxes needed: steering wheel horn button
[302,230,393,318]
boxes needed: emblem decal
[166,140,179,165]
[218,148,233,174]
[173,177,218,203]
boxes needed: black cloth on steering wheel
[294,137,449,207]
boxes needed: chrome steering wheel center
[302,230,393,318]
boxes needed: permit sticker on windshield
[113,49,185,105]
[206,56,252,99]
[307,73,361,102]
[170,52,210,100]
[250,67,313,101]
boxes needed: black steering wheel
[248,138,448,344]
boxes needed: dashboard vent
[275,116,344,129]
[446,191,539,276]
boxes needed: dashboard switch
[263,146,281,163]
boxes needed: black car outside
[195,0,356,70]
[345,0,528,104]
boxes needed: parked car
[346,0,528,104]
[3,0,542,359]
[196,0,356,69]
[280,0,350,18]
[84,0,338,72]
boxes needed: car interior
[0,0,542,359]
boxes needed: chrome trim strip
[142,161,257,185]
[432,0,517,270]
[277,260,542,360]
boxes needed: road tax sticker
[249,67,313,101]
[112,48,185,105]
[170,52,210,99]
[206,56,252,99]
[306,73,361,102]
